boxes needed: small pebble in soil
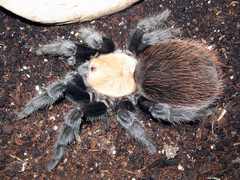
[35,85,44,95]
[162,143,179,159]
[22,66,29,70]
[210,144,216,150]
[177,164,184,171]
[49,116,56,121]
[53,125,58,131]
[75,32,80,37]
[21,162,28,172]
[63,158,68,164]
[118,21,125,26]
[111,146,117,155]
[232,157,240,164]
[207,45,213,50]
[35,85,40,91]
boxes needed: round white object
[0,0,139,24]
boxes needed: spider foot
[36,39,77,58]
[16,92,53,120]
[137,9,171,32]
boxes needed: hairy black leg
[47,102,107,171]
[17,81,67,120]
[150,103,205,124]
[35,29,115,66]
[74,36,115,64]
[78,27,115,54]
[73,27,115,64]
[138,97,202,124]
[149,103,171,122]
[100,36,115,53]
[17,72,89,120]
[136,9,171,32]
[74,43,98,63]
[128,29,147,54]
[128,9,180,54]
[116,101,156,154]
[141,28,180,46]
[64,73,90,104]
[36,40,77,57]
[47,107,83,171]
[35,39,93,66]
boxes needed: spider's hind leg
[138,98,207,125]
[116,101,156,154]
[151,103,209,124]
[47,102,108,171]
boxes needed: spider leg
[36,28,115,65]
[116,101,156,154]
[17,72,89,120]
[128,9,180,54]
[138,97,203,125]
[36,40,77,57]
[64,72,90,104]
[47,102,107,171]
[142,28,180,46]
[47,107,82,171]
[150,103,209,124]
[77,27,115,54]
[16,81,67,120]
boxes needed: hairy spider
[17,10,223,170]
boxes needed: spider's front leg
[17,72,89,120]
[36,27,115,65]
[47,102,107,171]
[116,101,157,154]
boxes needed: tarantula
[17,10,223,170]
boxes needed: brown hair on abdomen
[134,40,223,107]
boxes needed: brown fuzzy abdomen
[134,40,223,107]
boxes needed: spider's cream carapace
[87,52,137,97]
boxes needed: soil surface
[0,0,240,179]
